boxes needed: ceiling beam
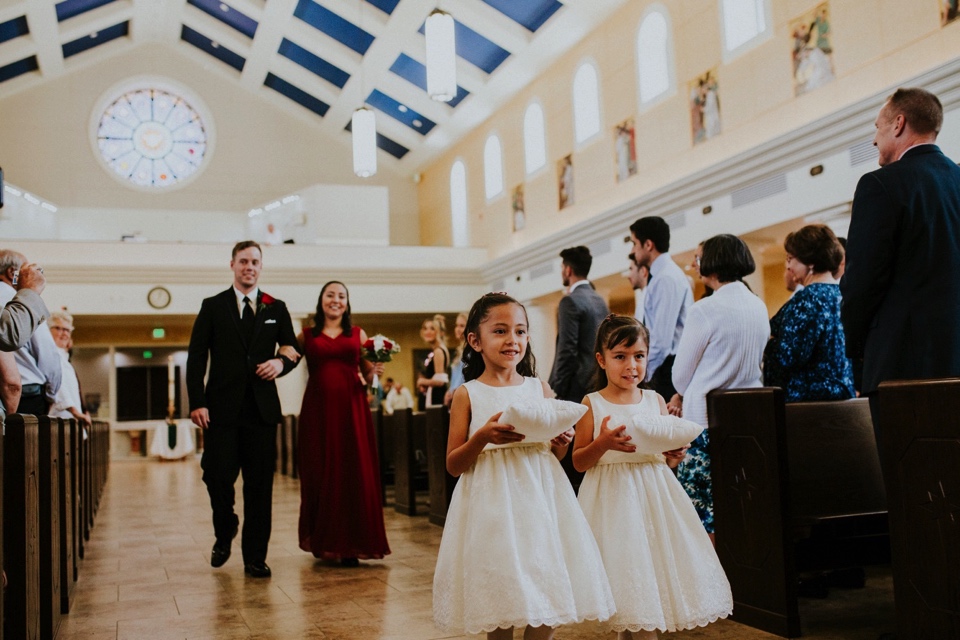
[239,0,296,91]
[23,0,64,76]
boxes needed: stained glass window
[96,88,209,188]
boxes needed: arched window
[636,8,674,106]
[523,102,546,175]
[450,160,468,247]
[483,134,504,200]
[719,0,770,58]
[573,62,601,145]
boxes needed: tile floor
[55,458,894,639]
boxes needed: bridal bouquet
[362,334,400,389]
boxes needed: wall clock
[147,286,172,309]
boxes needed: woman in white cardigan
[671,235,770,540]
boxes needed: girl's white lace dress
[433,378,616,634]
[577,391,733,633]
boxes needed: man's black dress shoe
[244,562,272,578]
[210,526,238,568]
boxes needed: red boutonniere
[258,292,276,313]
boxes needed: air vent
[849,140,879,167]
[731,173,788,208]
[530,263,554,280]
[588,238,611,257]
[666,211,687,230]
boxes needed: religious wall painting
[614,118,638,183]
[689,70,721,146]
[557,155,574,210]
[791,3,836,96]
[944,0,959,26]
[512,184,526,232]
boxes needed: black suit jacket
[841,144,960,394]
[187,288,299,425]
[548,283,610,401]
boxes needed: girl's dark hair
[312,281,353,337]
[461,293,537,382]
[590,314,650,392]
[698,234,756,283]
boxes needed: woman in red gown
[297,281,390,565]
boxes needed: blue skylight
[0,56,39,84]
[55,0,117,22]
[265,73,330,118]
[0,16,29,45]
[62,21,129,58]
[481,0,562,32]
[293,0,374,55]
[277,39,350,89]
[366,0,401,15]
[187,0,258,39]
[389,54,469,108]
[366,89,436,135]
[181,25,245,72]
[418,19,510,74]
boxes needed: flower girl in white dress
[573,315,732,639]
[433,293,615,639]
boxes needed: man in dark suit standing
[548,246,609,489]
[188,241,300,578]
[841,87,960,428]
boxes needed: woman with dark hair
[672,234,770,538]
[297,281,390,565]
[763,224,855,402]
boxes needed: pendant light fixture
[352,0,376,177]
[352,106,377,178]
[425,8,457,102]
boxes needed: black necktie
[241,296,255,341]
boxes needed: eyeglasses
[49,326,72,333]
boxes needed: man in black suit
[841,87,960,427]
[188,241,300,578]
[548,246,609,489]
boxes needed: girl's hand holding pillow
[594,416,637,453]
[477,411,526,446]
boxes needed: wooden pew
[392,409,428,515]
[284,414,298,479]
[3,414,40,640]
[58,419,77,614]
[708,388,887,638]
[275,416,288,475]
[376,408,395,501]
[425,406,457,526]
[878,378,960,639]
[37,416,62,640]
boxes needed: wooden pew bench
[877,378,960,639]
[425,406,457,526]
[707,388,887,638]
[389,409,429,515]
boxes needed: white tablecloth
[148,420,196,459]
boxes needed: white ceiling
[0,0,629,173]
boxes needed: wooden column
[3,414,41,640]
[37,416,62,640]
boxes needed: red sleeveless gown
[297,328,390,559]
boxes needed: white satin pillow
[500,399,588,443]
[624,414,704,454]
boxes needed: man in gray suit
[0,260,50,419]
[549,246,609,489]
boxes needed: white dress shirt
[0,281,61,400]
[384,386,415,415]
[634,288,646,324]
[671,281,770,427]
[642,253,694,380]
[567,279,591,294]
[50,348,83,418]
[233,286,259,317]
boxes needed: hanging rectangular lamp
[425,9,457,102]
[352,107,377,178]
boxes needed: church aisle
[56,459,890,640]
